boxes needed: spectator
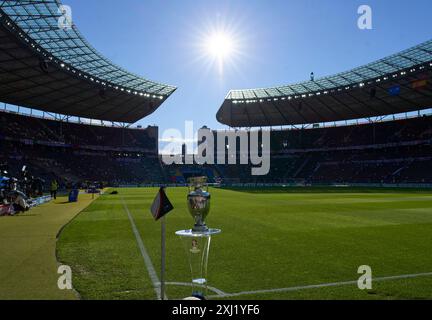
[50,179,58,200]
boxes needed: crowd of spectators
[0,111,158,150]
[0,111,164,188]
[216,115,432,184]
[1,111,431,186]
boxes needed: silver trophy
[187,176,210,232]
[176,176,221,299]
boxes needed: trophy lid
[188,176,207,188]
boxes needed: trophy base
[176,229,221,237]
[192,292,206,300]
[176,228,221,299]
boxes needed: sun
[192,17,248,77]
[205,32,234,59]
[201,30,239,75]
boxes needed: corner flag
[150,187,174,300]
[150,187,174,221]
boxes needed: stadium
[0,0,432,303]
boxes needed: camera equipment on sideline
[20,165,45,198]
[7,176,30,213]
[0,165,44,215]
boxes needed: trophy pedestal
[176,229,221,298]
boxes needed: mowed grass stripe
[121,197,164,300]
[57,192,157,299]
[58,187,432,300]
[209,271,432,299]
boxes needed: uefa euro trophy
[175,177,221,299]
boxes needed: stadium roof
[217,39,432,127]
[0,0,176,123]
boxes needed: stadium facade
[0,0,431,188]
[217,40,432,127]
[0,0,174,189]
[192,38,430,187]
[0,0,176,123]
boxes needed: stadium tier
[168,115,432,185]
[0,110,165,187]
[0,1,176,123]
[0,1,431,189]
[217,39,432,127]
[2,110,429,186]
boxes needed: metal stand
[161,216,166,300]
[176,229,221,298]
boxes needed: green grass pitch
[57,187,432,300]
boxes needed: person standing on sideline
[50,179,58,200]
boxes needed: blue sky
[62,0,432,134]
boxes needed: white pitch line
[122,198,167,300]
[208,271,432,299]
[164,281,227,296]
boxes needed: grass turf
[56,187,432,300]
[0,194,98,300]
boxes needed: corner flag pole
[150,186,173,300]
[161,215,166,300]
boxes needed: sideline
[121,197,167,300]
[0,193,99,300]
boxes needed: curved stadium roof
[217,39,432,127]
[0,0,176,123]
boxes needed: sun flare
[205,32,234,59]
[194,18,247,76]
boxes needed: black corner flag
[150,187,174,300]
[150,187,174,221]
